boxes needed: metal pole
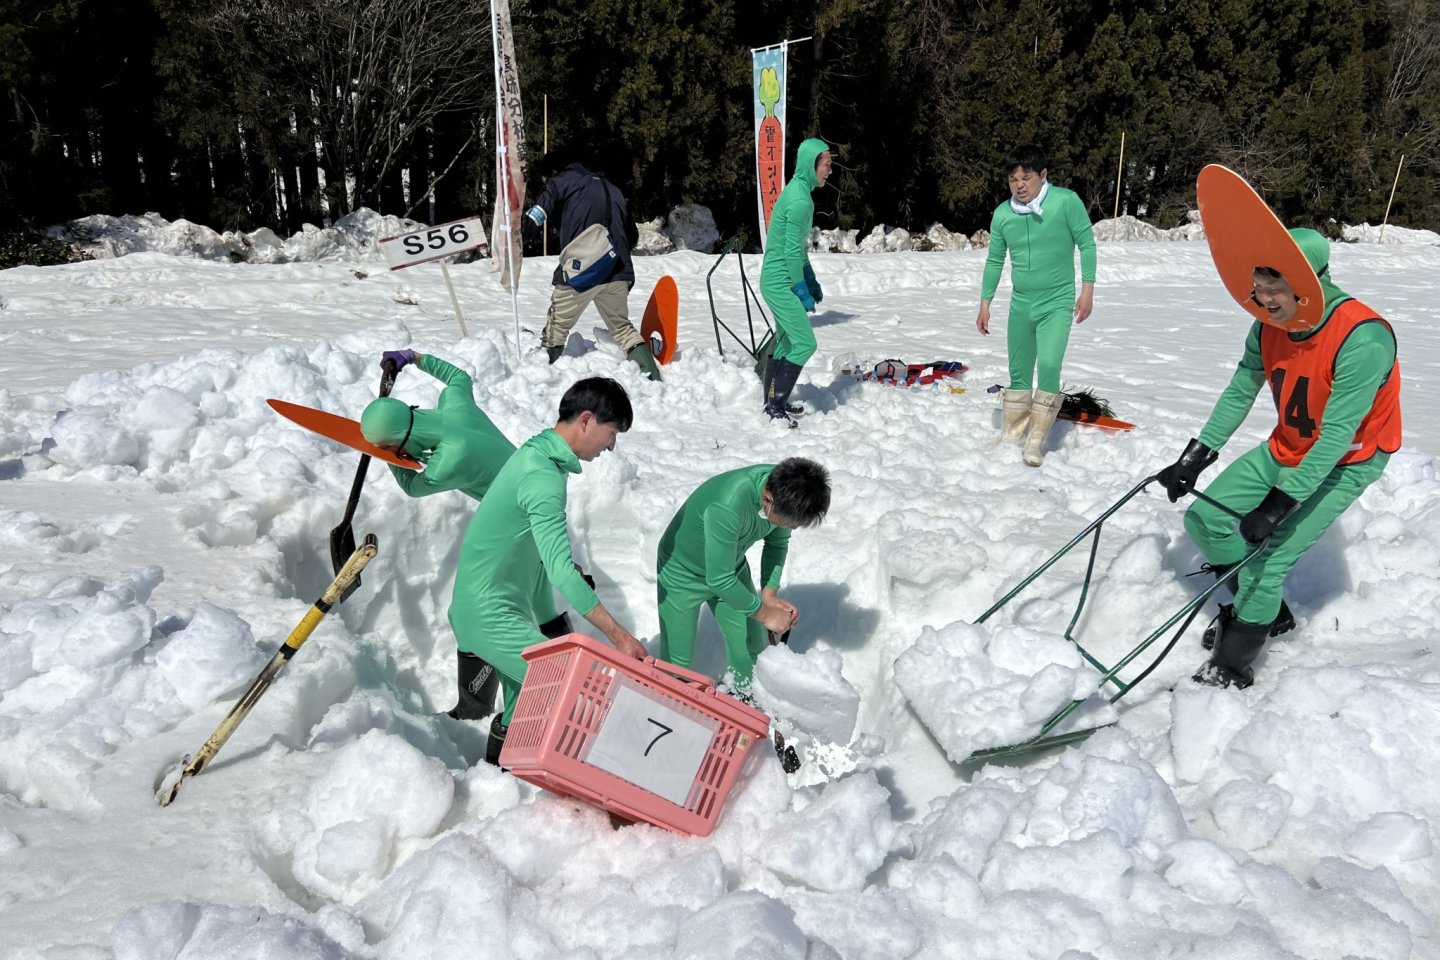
[439,260,470,337]
[543,94,548,257]
[750,36,812,53]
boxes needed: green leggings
[1184,445,1387,624]
[1006,293,1074,393]
[656,563,769,687]
[448,563,559,725]
[760,279,818,367]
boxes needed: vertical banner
[490,0,527,294]
[752,43,788,252]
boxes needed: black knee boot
[485,714,508,766]
[764,359,803,426]
[446,650,498,720]
[1194,608,1272,689]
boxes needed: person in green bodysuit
[656,458,831,691]
[360,348,519,721]
[1157,228,1401,689]
[976,146,1097,466]
[447,376,647,764]
[759,138,832,427]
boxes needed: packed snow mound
[47,208,426,264]
[1094,210,1207,241]
[1343,222,1440,245]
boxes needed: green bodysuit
[1184,234,1398,626]
[447,428,599,721]
[656,465,791,687]
[359,354,515,501]
[760,138,828,368]
[981,185,1097,393]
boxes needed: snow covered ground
[1,224,1438,960]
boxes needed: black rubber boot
[764,358,803,427]
[1193,608,1272,689]
[446,650,498,720]
[546,345,564,363]
[485,714,508,766]
[539,612,573,639]
[1203,601,1295,649]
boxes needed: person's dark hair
[1255,266,1283,279]
[765,457,831,527]
[1004,146,1048,175]
[558,377,633,430]
[537,147,580,180]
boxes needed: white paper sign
[378,217,488,271]
[584,677,718,806]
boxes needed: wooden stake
[439,259,470,338]
[1110,132,1125,242]
[1379,154,1405,243]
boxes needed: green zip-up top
[981,185,1097,301]
[657,465,791,614]
[360,354,515,501]
[1198,229,1397,501]
[449,428,599,631]
[761,138,828,288]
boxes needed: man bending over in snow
[448,377,647,765]
[656,458,831,692]
[360,349,516,722]
[1157,228,1401,689]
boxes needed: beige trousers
[541,280,644,352]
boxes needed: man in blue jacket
[522,150,662,381]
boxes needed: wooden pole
[439,260,470,338]
[1110,132,1125,242]
[1379,154,1405,243]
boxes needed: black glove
[1156,438,1218,502]
[1239,487,1299,543]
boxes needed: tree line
[3,0,1438,251]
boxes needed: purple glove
[381,349,417,371]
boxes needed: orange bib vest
[1259,298,1402,467]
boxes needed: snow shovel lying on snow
[156,536,378,807]
[963,477,1263,766]
[329,359,397,602]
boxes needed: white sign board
[378,217,488,271]
[583,676,718,806]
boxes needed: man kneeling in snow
[655,458,831,693]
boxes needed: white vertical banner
[752,42,788,253]
[490,0,527,309]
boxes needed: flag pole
[491,0,522,360]
[1379,154,1405,243]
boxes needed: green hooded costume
[760,137,829,368]
[1184,228,1400,627]
[358,354,515,500]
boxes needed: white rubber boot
[996,388,1032,445]
[1022,390,1061,467]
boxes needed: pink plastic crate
[499,632,771,836]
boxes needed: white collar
[1009,180,1051,217]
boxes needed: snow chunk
[48,410,140,469]
[758,772,896,891]
[675,891,809,960]
[894,620,1112,762]
[1345,811,1434,865]
[751,644,859,745]
[155,604,267,711]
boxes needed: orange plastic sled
[268,399,421,470]
[1059,410,1135,432]
[1196,164,1322,331]
[641,275,679,364]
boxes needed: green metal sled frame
[964,476,1264,765]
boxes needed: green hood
[360,397,443,455]
[1288,227,1346,310]
[792,138,829,192]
